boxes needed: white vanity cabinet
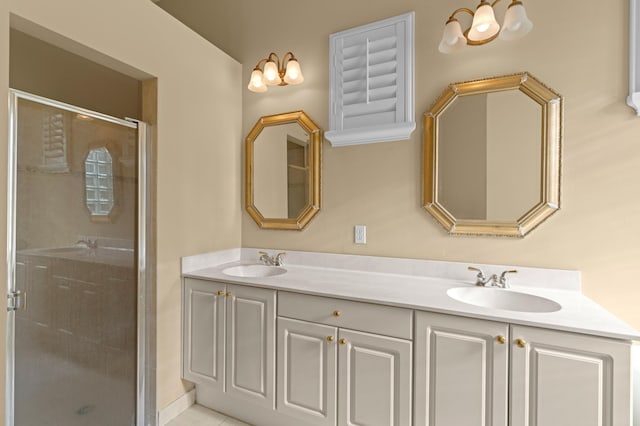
[277,291,413,426]
[182,278,276,410]
[414,311,509,426]
[510,325,631,426]
[181,250,639,426]
[277,317,337,426]
[182,278,224,388]
[415,311,632,426]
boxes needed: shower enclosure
[6,90,149,426]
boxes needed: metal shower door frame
[5,89,151,426]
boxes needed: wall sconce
[247,52,304,93]
[438,0,533,54]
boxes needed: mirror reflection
[423,73,563,237]
[246,111,322,230]
[438,90,541,221]
[253,123,309,219]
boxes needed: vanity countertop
[182,248,640,341]
[19,246,135,268]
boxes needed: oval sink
[222,264,287,278]
[447,287,561,313]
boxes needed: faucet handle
[499,270,518,288]
[468,266,485,278]
[468,266,488,286]
[275,252,286,266]
[258,251,270,264]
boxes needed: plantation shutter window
[327,12,415,146]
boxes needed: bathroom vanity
[181,249,638,426]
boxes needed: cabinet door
[225,284,276,410]
[338,329,412,426]
[414,311,509,426]
[510,325,632,426]
[182,278,225,389]
[277,317,338,426]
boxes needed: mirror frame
[245,111,322,230]
[423,72,563,237]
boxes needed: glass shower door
[8,91,141,426]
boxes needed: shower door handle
[7,290,26,312]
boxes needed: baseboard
[197,384,302,426]
[157,388,196,426]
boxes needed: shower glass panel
[10,94,139,426]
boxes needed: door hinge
[7,290,26,312]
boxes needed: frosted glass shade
[284,59,304,85]
[499,3,533,40]
[248,69,267,93]
[439,20,467,53]
[468,4,500,41]
[263,60,282,86]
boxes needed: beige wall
[203,0,640,330]
[10,29,141,120]
[2,0,243,416]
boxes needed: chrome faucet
[468,266,497,286]
[259,251,286,267]
[468,267,517,288]
[76,239,98,249]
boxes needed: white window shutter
[326,12,415,146]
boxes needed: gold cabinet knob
[327,336,334,343]
[516,338,527,348]
[496,335,506,344]
[217,290,224,296]
[226,292,232,298]
[339,338,346,345]
[333,310,341,317]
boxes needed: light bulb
[476,23,490,33]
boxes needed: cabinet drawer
[278,291,412,339]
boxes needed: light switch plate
[355,225,367,244]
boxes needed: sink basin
[446,287,561,313]
[222,264,287,278]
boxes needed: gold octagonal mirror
[423,73,563,237]
[246,111,322,230]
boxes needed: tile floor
[166,404,252,426]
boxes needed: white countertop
[182,248,640,341]
[19,246,135,268]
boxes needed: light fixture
[247,52,304,93]
[438,0,532,54]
